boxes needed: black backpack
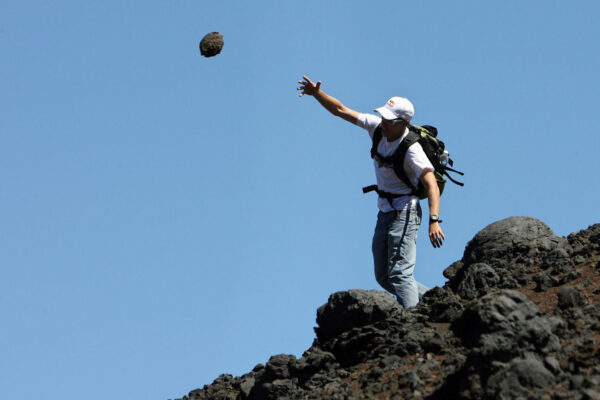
[362,124,464,204]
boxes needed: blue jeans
[372,204,429,308]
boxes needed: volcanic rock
[176,218,600,400]
[199,32,224,57]
[315,289,402,342]
[534,272,557,292]
[557,285,588,309]
[462,217,563,266]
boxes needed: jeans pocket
[415,204,422,225]
[394,210,406,223]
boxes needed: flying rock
[199,32,224,57]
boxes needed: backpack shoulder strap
[370,124,383,159]
[392,129,421,191]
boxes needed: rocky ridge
[176,217,600,400]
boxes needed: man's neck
[386,126,408,142]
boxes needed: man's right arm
[298,76,359,125]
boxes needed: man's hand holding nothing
[298,76,321,97]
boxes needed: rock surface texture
[199,32,224,57]
[175,217,600,400]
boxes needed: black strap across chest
[369,124,421,193]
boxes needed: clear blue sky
[2,1,598,399]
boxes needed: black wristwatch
[429,215,442,224]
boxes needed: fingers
[297,80,306,97]
[299,76,319,89]
[429,228,445,248]
[297,84,306,97]
[297,76,320,97]
[430,237,443,248]
[430,237,442,248]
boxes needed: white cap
[374,96,414,121]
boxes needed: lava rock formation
[176,217,600,400]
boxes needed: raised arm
[297,76,359,125]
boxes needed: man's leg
[416,280,430,301]
[388,205,422,308]
[372,211,396,296]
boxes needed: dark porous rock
[295,347,336,376]
[421,332,446,354]
[442,353,467,370]
[557,285,588,310]
[175,219,600,400]
[186,374,237,400]
[239,376,255,399]
[455,263,500,299]
[568,223,600,259]
[448,217,567,298]
[452,290,561,357]
[252,363,264,373]
[315,289,402,342]
[544,247,575,275]
[264,354,297,380]
[199,32,224,57]
[319,322,392,366]
[559,269,583,285]
[462,217,562,267]
[442,260,463,280]
[378,354,402,368]
[534,273,558,292]
[440,290,565,399]
[319,313,435,366]
[302,372,341,391]
[485,356,556,399]
[249,378,301,400]
[551,262,575,275]
[583,389,600,400]
[544,356,562,374]
[541,245,573,271]
[452,290,539,346]
[397,370,423,391]
[416,286,464,322]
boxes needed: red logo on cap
[388,99,395,105]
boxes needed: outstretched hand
[297,76,321,97]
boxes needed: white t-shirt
[357,113,434,212]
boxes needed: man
[297,76,445,308]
